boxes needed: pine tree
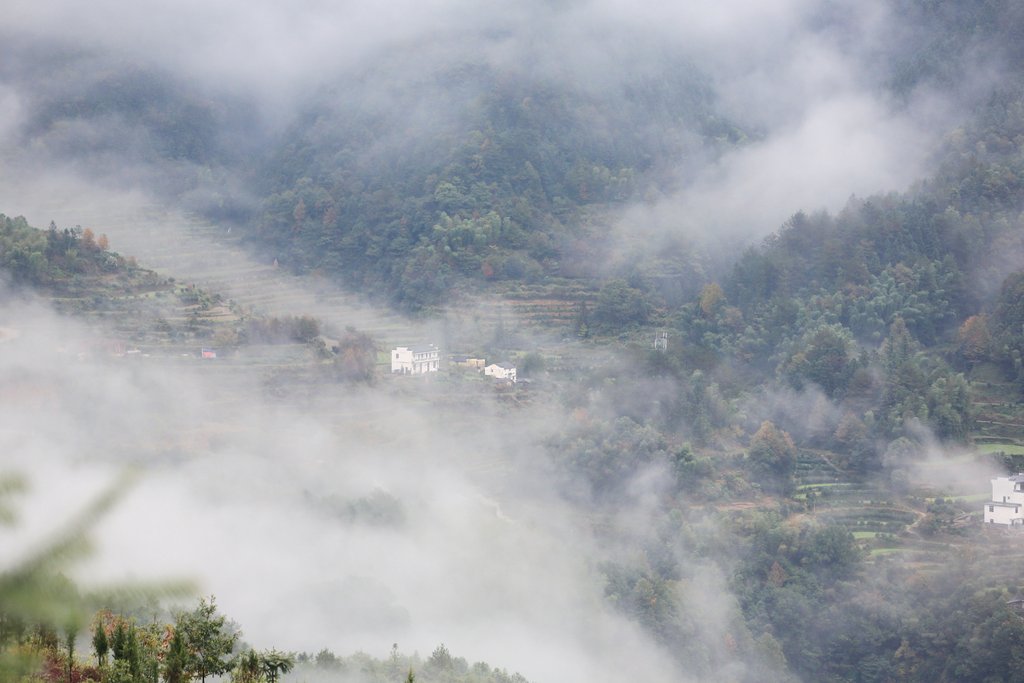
[164,628,187,683]
[92,623,108,667]
[111,621,128,662]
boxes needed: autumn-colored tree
[957,315,991,364]
[748,421,797,494]
[322,203,338,229]
[699,282,725,317]
[334,328,378,383]
[767,560,787,587]
[292,198,306,232]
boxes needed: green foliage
[245,315,321,345]
[0,215,124,289]
[164,627,187,683]
[592,279,652,329]
[290,644,529,683]
[747,421,798,495]
[91,621,108,668]
[258,649,294,683]
[992,271,1024,388]
[174,596,239,683]
[246,58,734,310]
[783,325,858,398]
[232,648,261,683]
[0,473,193,682]
[0,473,26,530]
[552,416,674,502]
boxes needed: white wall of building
[484,364,516,382]
[392,345,439,374]
[984,476,1024,525]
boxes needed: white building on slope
[984,474,1024,526]
[484,363,517,383]
[391,344,440,374]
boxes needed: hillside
[4,2,1024,683]
[246,53,738,312]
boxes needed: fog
[0,291,699,682]
[0,2,1008,682]
[1,0,986,241]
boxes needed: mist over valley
[4,2,1024,683]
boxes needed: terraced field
[1,181,429,349]
[969,362,1024,449]
[792,449,983,567]
[782,359,1024,570]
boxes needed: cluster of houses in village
[390,344,517,383]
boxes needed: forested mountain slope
[6,2,1024,683]
[248,52,740,311]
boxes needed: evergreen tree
[92,623,108,668]
[176,596,239,683]
[111,621,128,662]
[164,628,187,683]
[63,619,79,683]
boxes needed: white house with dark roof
[984,474,1024,525]
[391,344,440,374]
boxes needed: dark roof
[411,344,438,353]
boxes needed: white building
[391,344,440,374]
[484,363,516,383]
[984,474,1024,526]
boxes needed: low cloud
[0,292,699,682]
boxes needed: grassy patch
[796,482,849,491]
[956,493,994,502]
[978,443,1024,455]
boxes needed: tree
[748,421,798,495]
[111,621,128,663]
[259,649,294,683]
[698,282,725,317]
[994,271,1024,338]
[232,649,260,683]
[957,315,991,365]
[124,624,142,680]
[164,627,187,683]
[176,596,239,683]
[92,621,109,668]
[333,328,378,383]
[785,325,856,398]
[593,279,651,328]
[63,618,80,683]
